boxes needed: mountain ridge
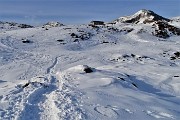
[1,9,179,28]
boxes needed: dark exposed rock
[174,52,180,57]
[18,24,34,28]
[84,68,93,73]
[170,56,176,60]
[111,54,154,63]
[132,83,138,88]
[79,33,91,40]
[131,54,136,58]
[71,33,79,38]
[120,27,134,34]
[22,39,32,43]
[88,24,100,29]
[57,39,64,42]
[170,51,180,60]
[152,21,180,38]
[117,77,125,81]
[102,41,109,43]
[83,65,94,73]
[22,81,48,88]
[122,54,131,58]
[90,21,105,26]
[22,83,30,88]
[73,39,79,42]
[71,32,92,40]
[0,21,33,30]
[107,27,119,32]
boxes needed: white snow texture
[0,10,180,120]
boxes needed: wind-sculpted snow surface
[56,65,179,120]
[0,10,180,120]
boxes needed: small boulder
[22,39,32,43]
[84,67,93,73]
[57,39,64,42]
[174,52,180,57]
[83,65,94,73]
[70,33,79,38]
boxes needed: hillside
[0,9,180,120]
[0,21,33,32]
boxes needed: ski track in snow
[0,56,84,120]
[46,56,58,74]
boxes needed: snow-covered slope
[170,17,180,28]
[172,17,180,22]
[0,10,180,120]
[0,21,33,32]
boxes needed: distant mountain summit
[113,9,170,24]
[109,9,180,38]
[0,21,33,31]
[42,21,64,28]
[0,21,33,28]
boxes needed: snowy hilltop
[0,9,180,120]
[0,21,33,32]
[112,9,170,24]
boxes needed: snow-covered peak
[134,9,153,16]
[42,21,64,28]
[135,9,153,15]
[113,9,170,24]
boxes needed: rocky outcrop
[152,21,180,38]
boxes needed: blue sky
[0,0,179,25]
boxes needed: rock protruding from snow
[42,21,64,28]
[152,21,180,38]
[67,65,94,73]
[83,66,93,73]
[112,9,170,24]
[89,21,105,26]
